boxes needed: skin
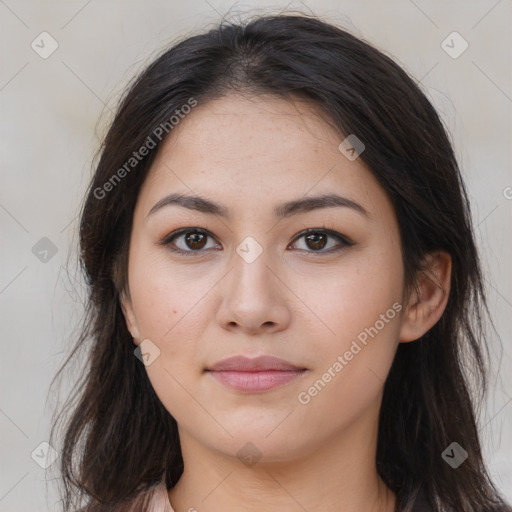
[120,94,452,512]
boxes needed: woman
[49,13,511,512]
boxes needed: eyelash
[158,227,354,258]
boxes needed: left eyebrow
[275,193,369,219]
[146,192,370,220]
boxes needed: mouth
[205,355,308,393]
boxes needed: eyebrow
[147,192,369,220]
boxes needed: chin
[201,427,311,464]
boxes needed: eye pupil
[306,232,327,250]
[186,232,207,249]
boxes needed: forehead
[156,94,341,166]
[136,94,385,220]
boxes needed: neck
[168,403,396,512]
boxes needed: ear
[119,288,141,344]
[399,250,452,343]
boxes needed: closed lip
[206,355,306,372]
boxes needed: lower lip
[207,370,306,392]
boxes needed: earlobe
[399,251,452,343]
[119,289,141,343]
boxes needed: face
[121,94,409,463]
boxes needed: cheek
[296,345,395,439]
[128,253,211,421]
[295,239,403,396]
[297,248,403,346]
[128,243,214,342]
[295,277,402,431]
[127,249,214,417]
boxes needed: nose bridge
[215,234,290,333]
[230,235,277,300]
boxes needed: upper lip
[206,355,306,372]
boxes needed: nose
[215,247,292,336]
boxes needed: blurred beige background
[1,1,511,510]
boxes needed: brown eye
[161,227,352,258]
[290,229,353,255]
[161,228,220,256]
[185,231,207,250]
[304,232,328,250]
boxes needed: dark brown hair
[49,13,511,512]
